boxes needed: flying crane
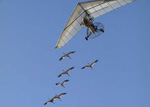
[59,51,75,61]
[56,0,136,49]
[56,80,69,88]
[82,59,98,70]
[44,98,56,105]
[44,93,67,105]
[58,67,75,77]
[53,93,67,101]
[44,96,58,105]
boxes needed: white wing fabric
[55,5,86,49]
[81,0,136,19]
[56,0,136,49]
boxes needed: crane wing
[56,0,136,49]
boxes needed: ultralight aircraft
[56,0,136,49]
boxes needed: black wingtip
[81,67,84,69]
[62,92,67,95]
[65,80,69,82]
[59,58,62,61]
[71,66,75,69]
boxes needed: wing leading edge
[55,4,86,49]
[56,0,136,49]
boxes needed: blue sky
[0,0,150,107]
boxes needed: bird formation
[44,51,99,105]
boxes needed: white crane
[44,97,57,105]
[53,93,67,101]
[58,67,74,77]
[81,60,98,70]
[59,51,75,61]
[44,93,67,105]
[56,80,69,88]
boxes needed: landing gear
[85,36,89,40]
[85,32,92,40]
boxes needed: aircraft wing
[56,0,136,49]
[80,0,136,19]
[55,5,86,49]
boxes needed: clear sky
[0,0,150,107]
